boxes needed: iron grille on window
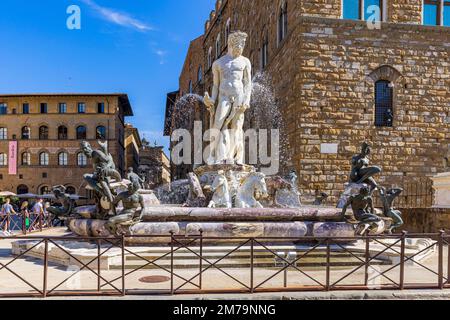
[375,80,393,127]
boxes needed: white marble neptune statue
[204,31,252,165]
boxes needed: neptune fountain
[66,31,402,243]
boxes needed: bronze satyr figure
[350,142,382,192]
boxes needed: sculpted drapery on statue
[204,31,252,165]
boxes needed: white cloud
[154,49,168,64]
[81,0,154,32]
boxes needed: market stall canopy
[0,191,17,197]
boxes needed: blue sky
[0,0,214,150]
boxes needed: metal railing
[0,212,54,235]
[373,178,435,209]
[0,232,448,298]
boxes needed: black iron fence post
[250,238,254,293]
[326,238,331,291]
[439,231,445,289]
[97,239,101,292]
[121,235,125,296]
[364,234,370,287]
[199,229,203,290]
[170,232,174,295]
[400,231,407,290]
[43,239,48,298]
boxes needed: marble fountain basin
[68,206,391,244]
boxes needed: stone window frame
[58,102,67,114]
[39,125,49,140]
[65,185,77,195]
[17,185,29,195]
[215,34,222,59]
[0,153,7,166]
[76,125,87,140]
[341,0,387,22]
[21,152,31,166]
[197,66,203,84]
[0,127,7,140]
[77,152,88,167]
[21,126,31,140]
[38,185,51,195]
[207,47,213,70]
[0,103,8,115]
[77,102,86,114]
[39,151,50,166]
[58,151,69,166]
[422,0,450,26]
[58,125,69,140]
[277,0,288,46]
[368,65,403,128]
[260,30,269,70]
[96,125,107,140]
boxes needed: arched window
[208,47,213,69]
[215,35,221,59]
[21,126,31,140]
[76,126,87,140]
[40,186,50,195]
[0,153,7,166]
[58,152,68,166]
[39,152,49,166]
[77,152,88,167]
[21,152,31,166]
[96,126,106,140]
[0,127,7,140]
[197,66,203,83]
[66,186,76,195]
[58,126,68,140]
[188,81,193,94]
[39,126,49,140]
[278,1,288,44]
[17,185,29,195]
[375,80,394,127]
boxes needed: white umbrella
[0,191,17,197]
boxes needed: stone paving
[0,228,448,299]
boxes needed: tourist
[32,199,44,227]
[1,198,17,235]
[21,201,30,231]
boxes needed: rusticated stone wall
[401,208,450,233]
[176,0,450,204]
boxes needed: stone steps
[109,246,390,270]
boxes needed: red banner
[8,141,17,175]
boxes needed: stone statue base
[432,172,450,208]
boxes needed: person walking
[32,198,45,230]
[1,198,17,235]
[21,201,30,232]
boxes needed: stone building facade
[139,140,171,189]
[169,0,450,203]
[0,94,133,196]
[124,123,142,173]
